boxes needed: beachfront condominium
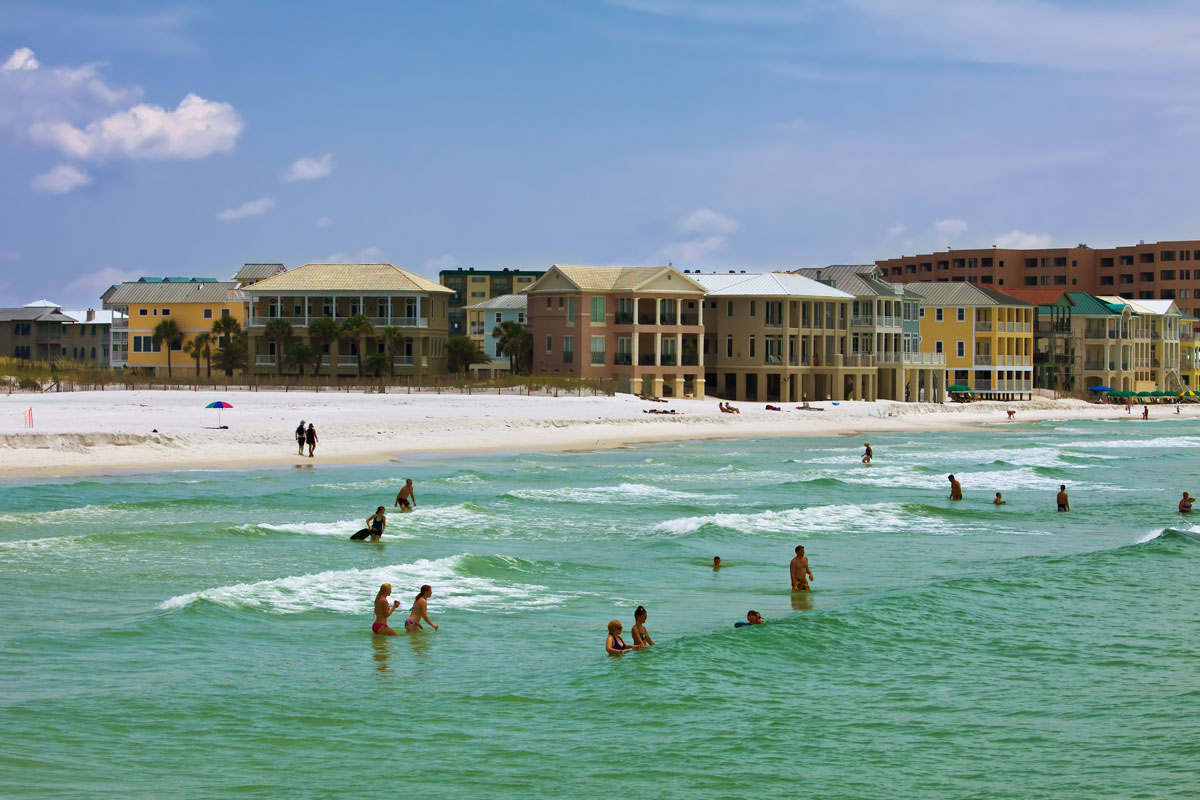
[243,263,452,379]
[790,266,946,402]
[693,271,895,402]
[102,278,246,374]
[525,265,708,398]
[875,239,1200,320]
[441,267,543,335]
[0,302,88,363]
[463,294,528,377]
[907,282,1034,399]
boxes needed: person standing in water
[1180,492,1194,513]
[295,420,306,456]
[365,506,387,541]
[372,583,401,636]
[305,423,318,457]
[605,620,634,655]
[1056,485,1070,512]
[947,474,963,500]
[711,556,722,571]
[394,478,416,511]
[861,442,873,464]
[993,492,1005,505]
[404,585,437,632]
[631,606,655,647]
[790,545,813,591]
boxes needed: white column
[698,334,705,369]
[675,298,682,324]
[655,299,661,325]
[387,297,392,325]
[632,333,640,370]
[654,331,662,366]
[675,332,682,367]
[304,295,309,326]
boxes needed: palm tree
[285,342,319,377]
[263,318,294,377]
[211,315,241,349]
[213,330,248,377]
[152,318,184,377]
[446,334,487,377]
[339,313,375,378]
[183,333,213,377]
[307,315,341,379]
[493,321,533,374]
[364,352,391,377]
[379,325,404,377]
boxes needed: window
[919,308,925,318]
[1182,270,1192,280]
[981,275,993,285]
[726,335,733,358]
[956,308,965,321]
[1118,255,1133,265]
[1100,257,1114,267]
[221,308,230,318]
[470,292,485,298]
[139,308,148,316]
[749,300,756,317]
[1054,275,1067,285]
[558,296,563,308]
[546,335,552,353]
[956,341,965,358]
[495,312,503,325]
[590,335,605,364]
[1161,270,1177,281]
[920,262,932,272]
[517,277,532,284]
[748,336,756,358]
[1025,258,1037,268]
[546,297,552,309]
[563,335,574,363]
[590,297,605,323]
[937,261,949,270]
[967,258,977,268]
[905,264,916,274]
[1141,272,1155,282]
[517,312,525,324]
[1024,276,1038,286]
[1140,253,1155,263]
[935,308,944,321]
[1054,257,1067,267]
[935,341,944,354]
[203,308,213,319]
[726,300,733,317]
[567,297,576,323]
[1100,276,1115,286]
[132,335,157,353]
[982,257,993,267]
[1120,274,1134,284]
[1183,251,1193,261]
[1139,291,1154,299]
[1161,289,1176,299]
[953,258,965,268]
[1161,250,1177,261]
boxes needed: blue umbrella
[205,400,232,427]
[1089,385,1112,392]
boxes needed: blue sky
[3,0,1200,307]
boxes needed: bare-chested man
[394,478,416,511]
[947,474,963,501]
[790,545,813,591]
[1056,485,1070,512]
[372,583,401,636]
[1180,492,1193,514]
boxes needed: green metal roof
[1064,292,1123,316]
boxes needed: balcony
[660,354,677,366]
[638,354,656,366]
[974,355,993,365]
[680,313,700,326]
[1083,360,1106,371]
[851,315,875,327]
[764,355,782,366]
[563,351,574,364]
[112,317,129,330]
[975,322,992,332]
[393,356,414,367]
[614,353,632,366]
[255,355,276,366]
[614,313,634,325]
[903,352,947,365]
[1084,329,1108,340]
[590,353,606,366]
[658,315,677,326]
[337,355,358,367]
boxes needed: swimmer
[712,556,722,571]
[1180,492,1194,513]
[993,492,1005,506]
[403,584,438,632]
[365,506,387,541]
[372,583,401,636]
[735,610,765,627]
[790,545,813,591]
[947,474,963,501]
[394,478,416,510]
[631,606,654,647]
[861,442,873,464]
[606,619,632,655]
[1056,485,1070,512]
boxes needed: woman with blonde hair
[372,583,401,636]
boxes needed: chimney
[87,309,95,322]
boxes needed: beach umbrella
[947,384,973,393]
[1180,390,1197,397]
[205,400,232,427]
[1089,385,1112,392]
[1152,390,1172,396]
[1136,391,1154,397]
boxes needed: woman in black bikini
[631,606,654,647]
[365,507,387,541]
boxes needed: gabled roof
[245,264,451,294]
[235,263,287,281]
[693,272,853,299]
[0,306,75,322]
[905,282,1032,307]
[1062,292,1125,316]
[992,287,1065,307]
[24,299,60,307]
[791,265,899,298]
[105,281,242,306]
[527,265,707,294]
[61,308,115,325]
[463,294,528,311]
[1097,296,1180,316]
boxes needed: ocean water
[2,418,1198,799]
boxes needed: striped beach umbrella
[205,400,233,427]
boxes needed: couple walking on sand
[295,421,318,457]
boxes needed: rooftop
[246,264,451,294]
[905,282,1032,307]
[463,294,528,311]
[693,272,854,299]
[0,306,75,322]
[792,265,900,298]
[532,264,707,293]
[235,263,287,281]
[105,281,242,306]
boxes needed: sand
[0,388,1183,477]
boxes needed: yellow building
[910,283,1034,399]
[1180,318,1199,389]
[103,279,246,374]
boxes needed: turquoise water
[2,419,1199,799]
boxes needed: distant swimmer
[606,619,632,655]
[993,492,1005,506]
[947,474,963,501]
[790,545,813,591]
[861,442,873,464]
[712,556,722,571]
[1056,485,1070,512]
[404,584,438,632]
[295,419,306,456]
[372,583,401,636]
[735,610,765,628]
[631,606,654,648]
[394,478,416,511]
[1180,492,1194,514]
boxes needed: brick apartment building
[875,240,1200,319]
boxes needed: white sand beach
[0,389,1185,477]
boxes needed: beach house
[243,263,452,379]
[525,265,708,398]
[0,303,78,362]
[1096,297,1183,391]
[463,294,528,377]
[441,267,543,335]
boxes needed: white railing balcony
[249,315,307,327]
[851,316,874,327]
[319,356,330,366]
[974,355,993,365]
[256,355,276,365]
[903,352,946,365]
[112,317,128,329]
[337,355,358,367]
[975,322,992,332]
[393,356,414,367]
[392,317,429,328]
[878,316,900,328]
[877,353,901,364]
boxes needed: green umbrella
[1152,390,1172,396]
[947,384,973,393]
[1136,391,1154,397]
[1111,390,1132,397]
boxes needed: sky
[3,0,1200,307]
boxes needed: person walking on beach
[404,585,437,632]
[305,423,318,457]
[1180,492,1194,514]
[605,620,633,655]
[1006,409,1016,421]
[631,606,654,648]
[947,474,963,501]
[1056,485,1070,512]
[1142,405,1149,420]
[790,545,813,591]
[365,506,387,541]
[295,420,306,456]
[861,442,873,464]
[372,583,401,636]
[394,478,416,511]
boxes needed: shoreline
[1,390,1188,479]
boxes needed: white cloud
[32,92,242,160]
[63,266,140,299]
[661,235,728,262]
[933,218,968,236]
[314,215,331,228]
[358,246,385,262]
[662,208,741,263]
[31,163,91,194]
[217,196,274,221]
[678,207,740,235]
[422,254,456,272]
[886,223,907,238]
[284,153,334,182]
[993,229,1052,249]
[3,47,39,71]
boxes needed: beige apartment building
[1096,297,1182,391]
[525,264,707,397]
